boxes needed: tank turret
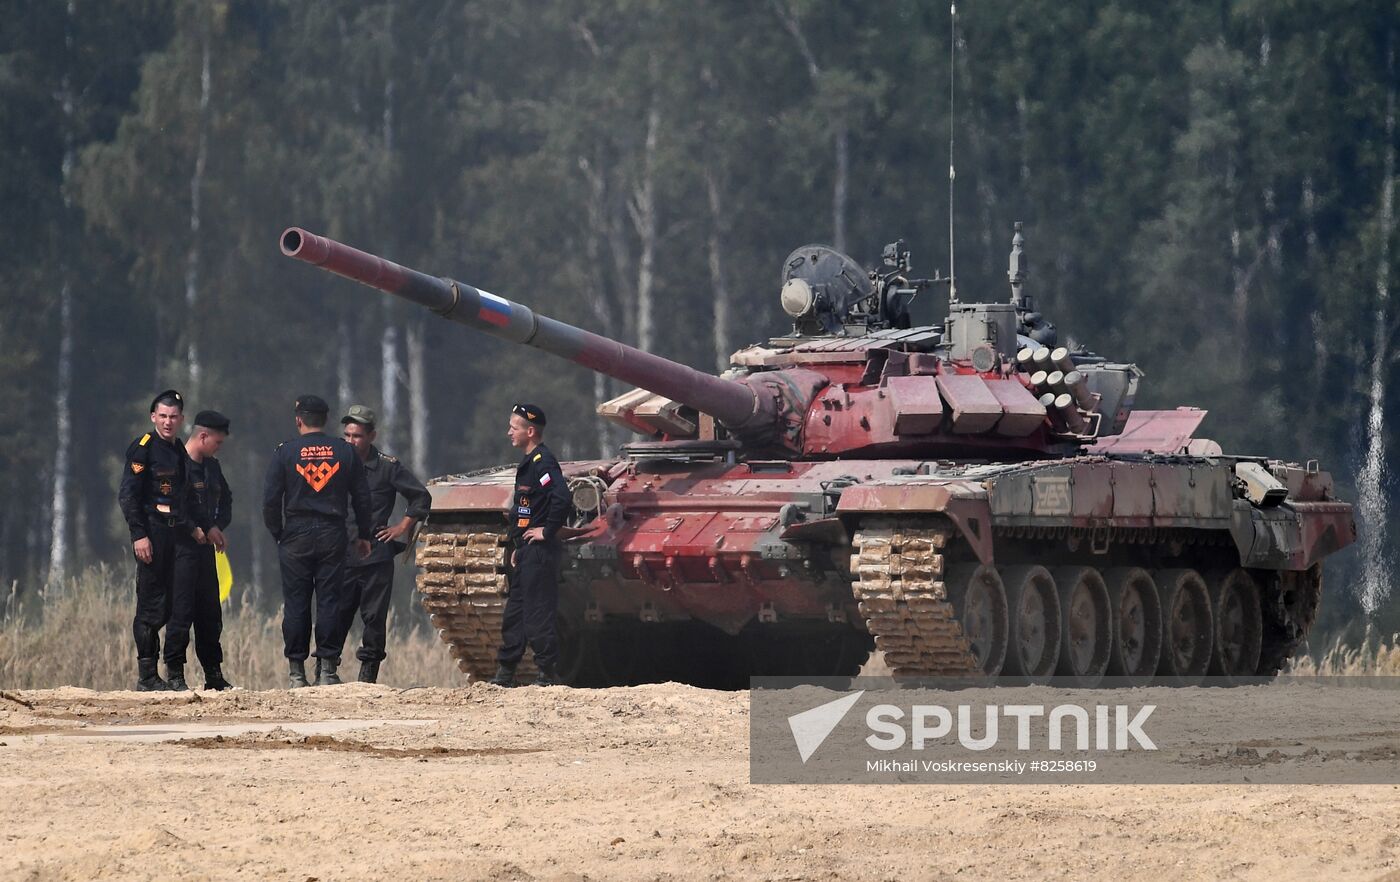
[282,225,1137,460]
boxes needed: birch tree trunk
[380,314,401,452]
[406,315,429,476]
[628,96,660,352]
[337,312,353,406]
[47,0,77,590]
[706,168,732,371]
[185,26,212,397]
[1358,34,1397,614]
[377,10,404,454]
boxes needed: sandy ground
[3,682,1400,881]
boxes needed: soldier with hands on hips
[339,404,431,684]
[491,404,571,688]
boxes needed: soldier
[262,395,372,688]
[338,405,432,684]
[491,403,571,687]
[118,389,219,691]
[165,411,235,692]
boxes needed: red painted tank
[282,224,1355,687]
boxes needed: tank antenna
[947,2,958,305]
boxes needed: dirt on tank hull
[281,223,1356,687]
[416,450,1348,687]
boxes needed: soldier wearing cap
[164,410,235,691]
[262,395,373,688]
[117,389,218,691]
[491,403,571,687]
[338,404,432,684]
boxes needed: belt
[285,512,344,529]
[146,514,181,528]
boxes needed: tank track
[851,522,980,677]
[416,523,535,681]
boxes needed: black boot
[288,659,309,689]
[489,662,517,687]
[315,658,342,686]
[358,660,380,684]
[203,666,234,691]
[166,664,189,692]
[534,663,562,687]
[136,658,171,692]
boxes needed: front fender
[835,481,994,565]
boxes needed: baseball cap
[341,404,377,427]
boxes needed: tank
[280,224,1356,687]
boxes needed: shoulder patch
[130,462,145,474]
[533,453,542,462]
[139,433,151,446]
[379,452,398,463]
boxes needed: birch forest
[2,0,1397,645]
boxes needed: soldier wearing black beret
[117,390,218,691]
[491,403,571,687]
[262,395,373,688]
[164,410,235,691]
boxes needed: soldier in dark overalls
[262,395,373,688]
[117,389,217,691]
[338,405,432,684]
[492,404,571,687]
[165,410,235,691]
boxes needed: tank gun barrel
[280,227,763,430]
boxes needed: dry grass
[1291,626,1400,676]
[0,565,462,691]
[6,566,1397,689]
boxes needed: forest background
[2,0,1397,652]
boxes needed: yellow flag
[216,550,234,603]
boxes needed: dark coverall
[262,431,372,662]
[118,433,211,660]
[340,446,431,664]
[497,443,570,670]
[165,456,231,671]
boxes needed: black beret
[150,389,184,413]
[512,403,546,426]
[194,410,230,433]
[294,394,329,415]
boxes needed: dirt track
[4,683,1400,881]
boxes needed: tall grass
[1291,626,1400,676]
[0,565,462,690]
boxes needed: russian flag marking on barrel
[477,289,512,326]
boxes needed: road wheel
[947,563,1009,678]
[999,565,1061,685]
[1208,568,1263,684]
[1104,567,1162,687]
[1155,568,1213,686]
[1052,566,1112,687]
